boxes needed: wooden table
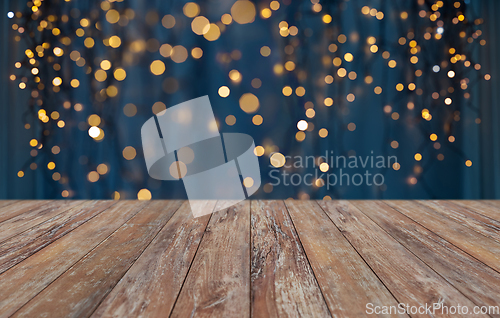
[0,200,499,317]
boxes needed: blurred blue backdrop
[1,0,499,200]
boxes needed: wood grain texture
[0,200,116,274]
[251,200,330,318]
[0,200,55,223]
[451,200,500,222]
[92,201,212,318]
[352,201,500,314]
[285,200,405,318]
[1,200,499,318]
[318,200,483,318]
[417,200,500,243]
[0,200,18,210]
[11,200,182,318]
[0,200,148,318]
[483,200,500,210]
[170,201,251,318]
[385,200,500,273]
[0,200,84,242]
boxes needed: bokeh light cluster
[8,0,491,200]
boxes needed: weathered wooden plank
[417,201,500,243]
[190,200,218,218]
[0,200,149,318]
[251,200,331,317]
[285,200,405,317]
[11,200,182,318]
[0,200,18,210]
[451,201,500,222]
[0,200,116,274]
[170,201,251,318]
[482,201,500,210]
[318,200,484,318]
[352,201,500,313]
[0,200,52,223]
[385,200,500,273]
[91,201,212,318]
[0,200,84,242]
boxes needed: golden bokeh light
[84,37,94,48]
[319,163,329,172]
[137,189,152,200]
[261,8,272,19]
[254,146,265,156]
[191,16,210,35]
[100,60,111,70]
[171,45,188,63]
[323,98,333,107]
[150,60,165,75]
[203,23,221,41]
[239,93,260,113]
[191,47,203,59]
[106,10,120,24]
[306,108,316,118]
[162,15,176,29]
[114,68,126,81]
[123,146,137,160]
[53,47,63,57]
[123,103,137,117]
[95,69,107,82]
[52,77,62,86]
[218,86,230,98]
[88,114,101,126]
[252,115,263,125]
[243,177,254,188]
[231,0,256,24]
[260,46,271,57]
[295,131,306,142]
[225,115,236,126]
[282,86,292,96]
[152,102,166,115]
[106,85,118,97]
[183,2,200,18]
[109,36,121,48]
[270,152,286,168]
[88,171,100,183]
[221,14,233,25]
[97,163,108,175]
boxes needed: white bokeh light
[297,120,308,131]
[88,126,100,138]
